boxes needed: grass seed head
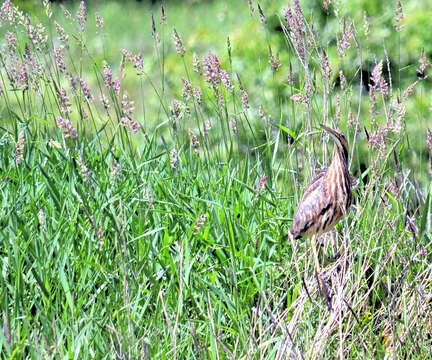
[427,128,432,151]
[95,12,104,31]
[13,130,25,165]
[173,29,186,57]
[76,1,87,33]
[56,116,77,139]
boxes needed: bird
[289,124,352,273]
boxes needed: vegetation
[0,0,431,358]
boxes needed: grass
[1,0,432,358]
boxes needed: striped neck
[330,147,349,175]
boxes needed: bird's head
[320,124,349,160]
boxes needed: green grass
[1,0,432,359]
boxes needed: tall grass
[0,0,431,358]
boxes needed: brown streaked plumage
[289,125,352,271]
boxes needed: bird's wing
[298,167,328,204]
[290,168,331,239]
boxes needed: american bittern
[289,124,352,272]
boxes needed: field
[0,0,431,358]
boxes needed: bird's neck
[330,148,349,174]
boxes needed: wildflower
[188,129,200,155]
[171,99,181,118]
[95,12,104,31]
[323,0,332,11]
[304,82,313,106]
[101,62,113,90]
[80,78,93,101]
[161,5,166,25]
[284,0,306,63]
[132,52,144,75]
[257,3,265,23]
[238,90,249,112]
[394,1,405,32]
[14,131,25,165]
[193,214,208,235]
[268,45,281,72]
[5,31,16,54]
[169,149,178,168]
[258,176,268,190]
[254,175,268,195]
[193,86,202,105]
[112,79,121,97]
[76,151,90,182]
[21,44,41,91]
[337,18,353,58]
[120,92,140,133]
[182,77,192,100]
[192,53,202,74]
[230,118,238,134]
[220,70,233,92]
[24,16,48,51]
[58,88,72,115]
[121,92,135,116]
[54,47,66,73]
[0,0,10,27]
[371,61,388,95]
[76,1,87,33]
[65,73,78,95]
[57,116,77,139]
[203,52,221,92]
[121,116,140,134]
[121,48,132,60]
[173,29,185,56]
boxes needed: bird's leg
[310,234,320,273]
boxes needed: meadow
[0,0,431,358]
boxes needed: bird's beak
[320,124,343,149]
